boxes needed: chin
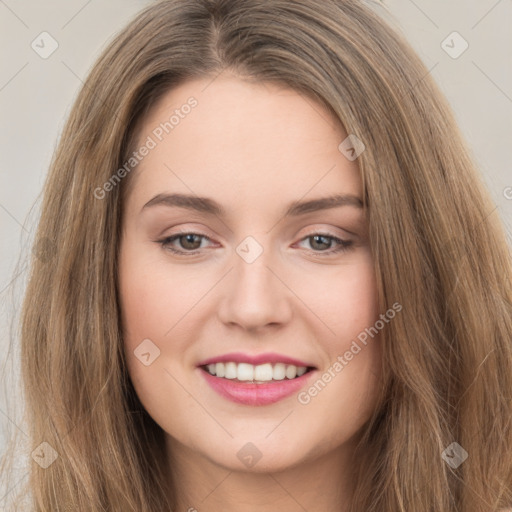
[212,447,307,474]
[192,432,318,474]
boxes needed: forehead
[126,75,362,213]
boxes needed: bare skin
[118,73,382,511]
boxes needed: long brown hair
[2,0,511,510]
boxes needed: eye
[158,232,213,254]
[296,233,353,256]
[156,231,353,256]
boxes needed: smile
[203,362,309,382]
[197,353,317,406]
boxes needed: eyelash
[157,231,354,257]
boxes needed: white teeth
[204,362,310,381]
[296,366,307,377]
[285,364,297,379]
[237,363,254,381]
[272,363,286,380]
[216,362,225,378]
[224,362,237,379]
[254,363,273,381]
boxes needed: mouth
[196,354,317,406]
[200,362,315,383]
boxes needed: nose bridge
[232,233,277,296]
[217,233,292,329]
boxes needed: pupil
[182,234,200,249]
[312,235,330,250]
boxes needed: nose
[217,242,293,332]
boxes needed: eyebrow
[141,192,363,217]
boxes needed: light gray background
[1,0,511,502]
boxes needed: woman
[2,0,511,510]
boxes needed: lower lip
[199,367,315,406]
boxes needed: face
[118,75,382,475]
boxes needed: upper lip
[197,352,316,368]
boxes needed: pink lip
[196,352,314,368]
[198,367,315,406]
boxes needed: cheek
[295,257,382,411]
[118,242,196,414]
[118,245,180,407]
[297,256,379,346]
[118,243,196,347]
[329,259,381,375]
[120,276,165,350]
